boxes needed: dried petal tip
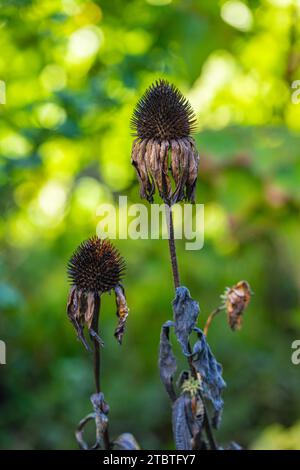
[222,281,252,331]
[67,236,126,293]
[131,79,196,141]
[114,285,129,345]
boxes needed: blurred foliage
[0,0,300,450]
[253,422,300,450]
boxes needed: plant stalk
[166,205,218,450]
[91,294,110,450]
[204,307,223,337]
[166,206,180,289]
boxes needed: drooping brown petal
[144,139,156,195]
[114,284,129,344]
[131,138,140,165]
[161,140,172,201]
[132,135,199,204]
[186,141,200,202]
[67,287,90,351]
[138,140,155,202]
[151,141,164,198]
[131,140,149,200]
[85,291,95,330]
[170,140,180,179]
[171,139,181,199]
[171,139,189,203]
[225,281,252,331]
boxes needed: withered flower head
[131,79,199,205]
[67,237,125,293]
[222,281,252,331]
[66,237,129,349]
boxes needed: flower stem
[166,205,218,450]
[91,294,110,450]
[166,206,180,289]
[203,307,223,337]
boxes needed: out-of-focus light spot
[188,53,237,123]
[8,214,37,247]
[74,177,110,210]
[124,30,152,55]
[37,103,66,129]
[209,106,232,128]
[0,132,32,158]
[265,183,287,208]
[38,181,67,218]
[221,1,253,32]
[62,0,81,15]
[205,203,239,254]
[205,203,228,239]
[40,64,67,91]
[146,0,172,5]
[67,26,103,62]
[230,75,258,100]
[267,0,297,6]
[0,80,5,104]
[285,103,300,132]
[75,2,102,25]
[102,160,132,191]
[14,182,36,208]
[39,138,80,176]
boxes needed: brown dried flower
[222,281,252,331]
[131,79,199,205]
[66,237,128,349]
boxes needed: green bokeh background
[1,0,300,450]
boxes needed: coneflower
[67,236,129,450]
[131,79,199,205]
[67,236,128,350]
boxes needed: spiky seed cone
[131,79,199,205]
[67,237,126,293]
[131,79,196,141]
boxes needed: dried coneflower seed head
[131,79,196,141]
[67,237,128,349]
[68,236,126,293]
[131,79,200,205]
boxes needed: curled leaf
[172,286,200,355]
[75,392,109,450]
[192,328,226,428]
[172,392,205,450]
[159,321,177,402]
[113,433,141,450]
[114,284,129,344]
[227,441,243,450]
